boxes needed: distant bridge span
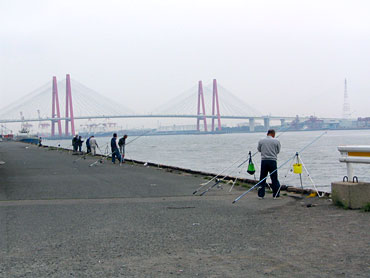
[0,114,340,133]
[0,75,345,136]
[0,114,300,123]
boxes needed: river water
[44,130,370,192]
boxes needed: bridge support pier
[264,117,270,131]
[280,119,286,127]
[249,118,255,132]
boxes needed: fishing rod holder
[338,145,370,182]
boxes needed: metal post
[346,162,354,181]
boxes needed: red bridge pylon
[51,76,62,137]
[212,79,221,131]
[50,74,75,137]
[65,74,75,136]
[196,79,222,132]
[197,80,207,131]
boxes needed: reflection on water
[44,130,370,192]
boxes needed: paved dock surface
[0,142,369,277]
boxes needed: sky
[1,0,370,125]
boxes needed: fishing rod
[73,152,91,163]
[117,130,154,165]
[89,130,151,167]
[192,154,247,195]
[232,125,291,170]
[232,130,327,204]
[125,129,154,146]
[89,145,111,167]
[89,144,111,167]
[195,125,292,196]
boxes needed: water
[44,130,370,192]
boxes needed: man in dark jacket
[72,135,78,152]
[110,133,122,164]
[86,136,92,153]
[118,135,128,162]
[77,136,84,152]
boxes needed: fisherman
[72,135,79,152]
[257,129,281,199]
[118,134,128,162]
[86,136,92,153]
[89,135,98,156]
[110,133,122,164]
[77,136,84,152]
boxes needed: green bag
[247,151,255,175]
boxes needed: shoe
[273,194,280,198]
[258,197,264,200]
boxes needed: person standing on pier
[86,136,92,153]
[72,135,78,152]
[110,133,122,164]
[89,136,98,156]
[118,134,128,162]
[257,129,281,199]
[77,136,84,152]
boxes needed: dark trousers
[258,160,280,198]
[111,149,122,163]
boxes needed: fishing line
[125,130,154,146]
[118,130,154,165]
[232,131,327,204]
[89,131,153,167]
[287,156,325,197]
[195,125,292,196]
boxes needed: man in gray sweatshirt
[257,129,281,198]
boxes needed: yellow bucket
[293,163,302,174]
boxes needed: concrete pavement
[0,142,369,277]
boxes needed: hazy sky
[1,0,370,119]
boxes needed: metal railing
[338,145,370,182]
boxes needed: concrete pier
[0,142,369,277]
[332,181,370,209]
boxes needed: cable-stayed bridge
[0,74,316,137]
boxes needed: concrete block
[331,181,370,209]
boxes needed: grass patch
[239,183,252,189]
[361,203,370,212]
[333,199,349,210]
